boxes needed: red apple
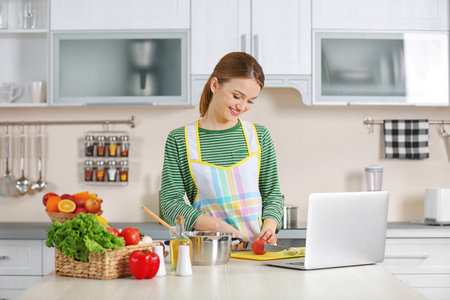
[42,193,59,207]
[85,198,101,213]
[60,194,75,201]
[74,207,88,215]
[72,197,86,208]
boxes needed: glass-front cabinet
[51,31,188,105]
[312,31,449,106]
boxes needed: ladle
[0,128,16,197]
[16,129,30,195]
[31,131,47,192]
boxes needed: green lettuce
[45,213,125,262]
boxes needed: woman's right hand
[194,214,245,250]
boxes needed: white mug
[0,82,22,104]
[29,81,46,103]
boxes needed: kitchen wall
[1,88,450,223]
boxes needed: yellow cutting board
[231,247,305,261]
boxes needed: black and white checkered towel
[383,119,429,159]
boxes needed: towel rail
[364,116,450,136]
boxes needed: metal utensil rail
[364,116,450,136]
[0,116,136,128]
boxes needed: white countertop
[15,259,425,300]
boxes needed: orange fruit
[72,191,90,200]
[46,196,62,212]
[58,199,76,213]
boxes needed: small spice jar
[107,160,117,182]
[120,135,129,157]
[97,136,106,157]
[84,160,94,181]
[96,160,105,181]
[119,160,128,182]
[108,136,118,157]
[85,136,95,157]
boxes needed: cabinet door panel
[51,0,190,30]
[0,240,42,275]
[191,0,251,75]
[252,0,311,75]
[313,0,448,30]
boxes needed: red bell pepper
[129,249,160,279]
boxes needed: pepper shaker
[84,160,94,181]
[85,136,94,156]
[119,160,128,182]
[97,136,106,157]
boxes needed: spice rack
[83,131,129,186]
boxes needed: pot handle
[231,238,243,246]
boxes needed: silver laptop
[267,191,389,270]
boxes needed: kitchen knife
[242,241,286,252]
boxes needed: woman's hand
[257,218,278,245]
[194,214,244,250]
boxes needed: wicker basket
[46,210,103,223]
[55,243,155,280]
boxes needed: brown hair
[199,52,265,117]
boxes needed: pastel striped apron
[185,119,262,241]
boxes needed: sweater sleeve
[258,127,284,232]
[160,130,203,230]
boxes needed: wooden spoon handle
[142,206,171,230]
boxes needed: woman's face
[208,77,261,126]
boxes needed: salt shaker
[176,245,192,276]
[153,245,166,277]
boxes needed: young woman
[160,52,283,246]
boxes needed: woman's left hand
[257,218,278,245]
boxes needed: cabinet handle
[0,255,9,260]
[241,34,247,52]
[253,35,259,61]
[384,254,429,259]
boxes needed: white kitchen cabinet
[191,0,311,75]
[50,0,190,30]
[0,239,54,300]
[379,235,450,300]
[0,0,49,107]
[313,0,449,31]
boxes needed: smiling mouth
[229,107,240,117]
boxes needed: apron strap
[185,122,201,162]
[240,119,260,155]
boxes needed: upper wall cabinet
[313,0,449,31]
[191,0,311,75]
[191,0,312,104]
[51,0,190,30]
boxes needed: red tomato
[129,249,160,280]
[106,227,120,237]
[120,227,141,246]
[251,240,266,255]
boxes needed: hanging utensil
[31,126,47,192]
[16,126,30,195]
[0,126,15,197]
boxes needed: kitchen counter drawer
[0,276,42,300]
[380,238,450,274]
[0,240,42,275]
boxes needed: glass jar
[108,136,118,157]
[96,160,105,181]
[97,136,106,157]
[119,160,128,182]
[20,0,39,29]
[107,160,117,182]
[120,135,129,157]
[85,135,94,157]
[84,160,94,181]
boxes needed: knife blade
[242,241,286,252]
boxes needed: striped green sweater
[160,120,283,232]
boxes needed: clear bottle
[85,136,94,157]
[97,136,106,157]
[108,136,118,157]
[84,160,94,181]
[119,160,128,182]
[95,160,105,181]
[107,160,117,182]
[169,216,192,271]
[120,135,129,157]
